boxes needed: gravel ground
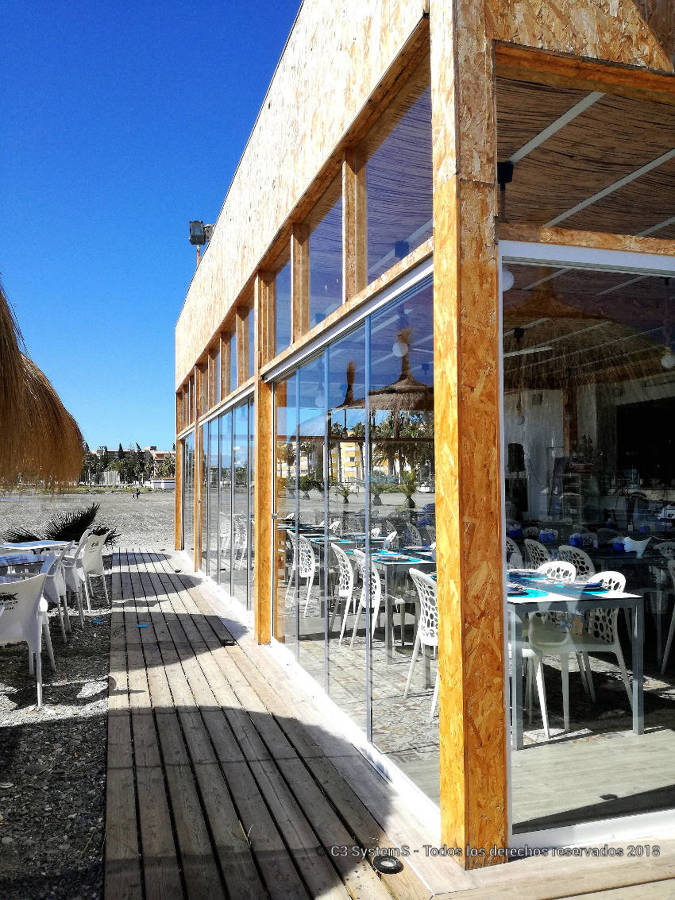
[0,492,173,898]
[0,490,175,551]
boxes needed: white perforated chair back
[331,544,354,599]
[558,545,595,581]
[537,560,576,582]
[298,535,316,579]
[409,568,438,648]
[524,539,550,569]
[352,549,381,609]
[505,537,523,570]
[82,532,108,577]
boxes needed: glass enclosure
[275,261,292,356]
[273,270,438,801]
[501,248,675,834]
[182,431,195,559]
[308,178,342,329]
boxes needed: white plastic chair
[349,549,382,648]
[285,535,317,615]
[42,542,74,641]
[404,568,439,721]
[332,544,356,644]
[62,531,91,625]
[505,537,524,570]
[537,560,576,582]
[524,538,550,570]
[383,531,398,550]
[529,570,631,731]
[558,545,596,583]
[406,524,423,546]
[660,560,675,675]
[0,574,48,706]
[80,531,110,609]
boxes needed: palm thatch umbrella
[0,283,83,485]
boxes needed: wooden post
[236,306,249,385]
[342,149,367,300]
[291,223,310,341]
[254,273,273,643]
[430,0,507,868]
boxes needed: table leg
[632,599,644,736]
[385,567,393,662]
[510,608,524,751]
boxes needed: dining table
[507,571,644,750]
[0,540,68,554]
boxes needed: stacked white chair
[349,549,382,648]
[331,544,356,644]
[42,542,74,641]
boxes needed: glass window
[275,260,292,356]
[501,255,675,834]
[274,373,298,648]
[248,306,255,379]
[232,402,250,606]
[214,347,221,403]
[218,410,232,588]
[182,432,195,560]
[199,424,207,569]
[368,276,436,800]
[308,178,343,329]
[249,400,255,608]
[269,270,437,801]
[327,325,367,731]
[358,63,432,284]
[206,419,219,577]
[230,331,237,393]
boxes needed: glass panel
[309,179,342,329]
[296,353,327,685]
[230,332,237,393]
[502,260,675,832]
[275,261,292,356]
[360,68,432,284]
[232,403,250,605]
[368,276,437,800]
[199,424,207,570]
[274,374,298,649]
[206,419,219,578]
[249,399,255,610]
[215,348,221,402]
[248,308,255,379]
[327,325,368,732]
[182,432,195,561]
[218,411,233,589]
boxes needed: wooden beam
[430,0,507,869]
[253,274,272,644]
[497,223,675,256]
[291,223,310,342]
[342,150,367,301]
[236,307,248,386]
[495,43,675,106]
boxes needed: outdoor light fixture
[497,160,514,222]
[372,855,404,875]
[392,336,409,358]
[661,349,675,370]
[502,267,515,291]
[189,220,214,245]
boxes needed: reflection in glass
[232,403,250,605]
[502,262,675,833]
[275,262,292,356]
[361,76,432,284]
[206,419,219,577]
[182,432,195,562]
[218,411,232,589]
[200,424,207,569]
[368,277,437,801]
[249,400,255,608]
[296,354,327,685]
[327,326,368,731]
[248,307,255,379]
[274,374,298,650]
[309,180,342,329]
[230,332,237,394]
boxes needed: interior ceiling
[496,77,675,238]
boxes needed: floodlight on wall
[189,220,215,266]
[497,160,514,223]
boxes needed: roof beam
[509,92,604,165]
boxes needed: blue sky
[1,0,300,451]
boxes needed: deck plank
[105,548,436,900]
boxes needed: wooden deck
[104,549,434,900]
[104,550,675,900]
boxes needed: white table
[0,540,68,554]
[508,577,643,750]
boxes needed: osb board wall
[487,0,674,73]
[175,0,427,388]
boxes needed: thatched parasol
[0,283,84,484]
